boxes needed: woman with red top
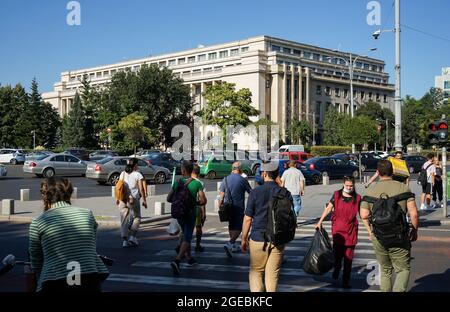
[316,176,361,289]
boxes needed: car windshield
[34,154,49,161]
[149,154,160,160]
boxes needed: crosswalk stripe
[154,250,376,265]
[131,261,372,280]
[107,273,379,292]
[201,233,373,241]
[195,242,375,254]
[199,237,374,247]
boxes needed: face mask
[343,187,353,194]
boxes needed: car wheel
[312,174,320,185]
[97,181,107,185]
[155,172,166,184]
[252,164,260,175]
[352,170,359,178]
[43,168,55,178]
[109,173,120,186]
[409,166,414,174]
[10,159,17,165]
[206,171,216,180]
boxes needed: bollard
[1,199,14,215]
[217,182,222,192]
[249,180,255,189]
[20,189,30,202]
[111,186,116,198]
[155,202,165,215]
[72,187,78,199]
[148,185,156,197]
[323,175,329,186]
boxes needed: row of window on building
[68,47,250,82]
[271,44,384,73]
[276,60,387,84]
[315,85,388,103]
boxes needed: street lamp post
[31,131,36,150]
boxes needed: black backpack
[263,188,297,248]
[418,162,433,186]
[363,192,414,248]
[168,178,194,219]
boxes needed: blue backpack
[169,178,194,219]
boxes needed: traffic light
[428,120,448,144]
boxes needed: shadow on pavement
[409,269,450,292]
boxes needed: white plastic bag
[167,218,181,236]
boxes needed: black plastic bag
[302,227,335,275]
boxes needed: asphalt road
[1,217,449,292]
[0,164,353,201]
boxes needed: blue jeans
[292,195,302,216]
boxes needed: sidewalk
[1,181,449,225]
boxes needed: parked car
[85,157,170,185]
[0,164,7,177]
[198,155,253,179]
[403,155,428,173]
[0,149,26,165]
[333,153,359,166]
[25,151,54,161]
[88,150,119,162]
[278,145,305,152]
[144,152,181,174]
[280,151,314,162]
[63,148,90,161]
[358,152,383,171]
[23,154,87,178]
[303,156,360,179]
[254,159,322,185]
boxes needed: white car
[0,164,7,177]
[0,149,26,164]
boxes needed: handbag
[219,177,233,222]
[166,218,181,236]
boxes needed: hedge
[310,146,353,157]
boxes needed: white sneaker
[419,204,426,211]
[122,240,129,248]
[128,236,139,246]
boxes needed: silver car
[0,164,7,177]
[85,157,170,185]
[23,153,87,178]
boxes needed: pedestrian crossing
[105,221,381,292]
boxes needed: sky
[0,0,449,99]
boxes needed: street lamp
[326,48,377,153]
[372,0,402,151]
[31,130,36,150]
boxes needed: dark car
[359,152,382,171]
[144,152,181,174]
[403,155,427,173]
[304,157,360,179]
[333,153,359,166]
[88,150,119,162]
[64,148,90,161]
[255,159,322,185]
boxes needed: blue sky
[0,0,449,99]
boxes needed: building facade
[435,67,450,103]
[42,35,395,148]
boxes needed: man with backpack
[241,161,296,292]
[360,159,419,292]
[418,153,436,211]
[218,162,252,257]
[167,161,207,275]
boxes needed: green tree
[196,82,259,144]
[80,75,99,149]
[341,115,378,149]
[0,84,28,147]
[288,119,312,144]
[118,112,156,154]
[322,109,346,145]
[62,93,86,147]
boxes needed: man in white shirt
[420,153,436,211]
[281,160,305,216]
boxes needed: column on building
[305,67,311,122]
[282,64,288,140]
[290,65,295,122]
[298,66,303,121]
[270,71,279,127]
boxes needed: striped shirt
[29,202,109,291]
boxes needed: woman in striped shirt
[29,177,109,292]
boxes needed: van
[278,145,305,153]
